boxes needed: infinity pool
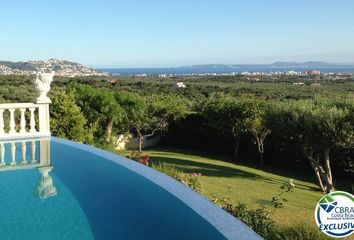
[0,137,260,240]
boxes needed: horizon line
[94,62,354,69]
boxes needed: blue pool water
[0,138,260,240]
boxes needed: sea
[100,65,354,76]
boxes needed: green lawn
[118,147,352,228]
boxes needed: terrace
[0,73,261,240]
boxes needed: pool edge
[52,137,262,240]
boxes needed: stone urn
[36,166,57,199]
[33,72,55,103]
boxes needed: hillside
[0,58,107,77]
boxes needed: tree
[67,83,125,145]
[303,99,353,193]
[116,93,146,151]
[50,91,94,143]
[120,94,186,152]
[249,115,271,167]
[202,96,249,159]
[93,91,124,144]
[267,99,354,193]
[202,97,270,165]
[245,100,270,167]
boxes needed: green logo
[319,194,338,213]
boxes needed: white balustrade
[0,103,48,139]
[0,72,53,140]
[0,72,52,171]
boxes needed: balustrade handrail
[0,103,40,109]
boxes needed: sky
[1,0,354,67]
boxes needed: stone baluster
[0,143,4,166]
[31,140,36,163]
[29,108,36,133]
[10,142,16,165]
[21,141,27,164]
[20,108,26,134]
[9,109,16,134]
[0,109,4,135]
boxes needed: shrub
[51,91,95,143]
[127,151,150,165]
[271,179,295,209]
[222,200,330,240]
[151,162,203,192]
[151,162,184,181]
[222,201,277,238]
[181,173,203,192]
[271,223,332,240]
[126,150,142,161]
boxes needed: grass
[118,147,352,229]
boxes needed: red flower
[139,156,149,165]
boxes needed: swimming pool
[0,137,261,240]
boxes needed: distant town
[0,58,108,77]
[155,69,353,78]
[124,69,353,82]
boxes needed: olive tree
[120,94,187,152]
[305,100,353,193]
[202,97,270,165]
[267,99,353,193]
[202,96,248,159]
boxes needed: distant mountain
[179,62,334,69]
[0,61,37,71]
[271,61,331,67]
[0,58,107,77]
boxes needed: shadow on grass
[151,156,265,181]
[146,146,349,193]
[153,150,322,190]
[255,199,273,207]
[259,163,352,193]
[150,155,311,191]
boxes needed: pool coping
[52,137,262,240]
